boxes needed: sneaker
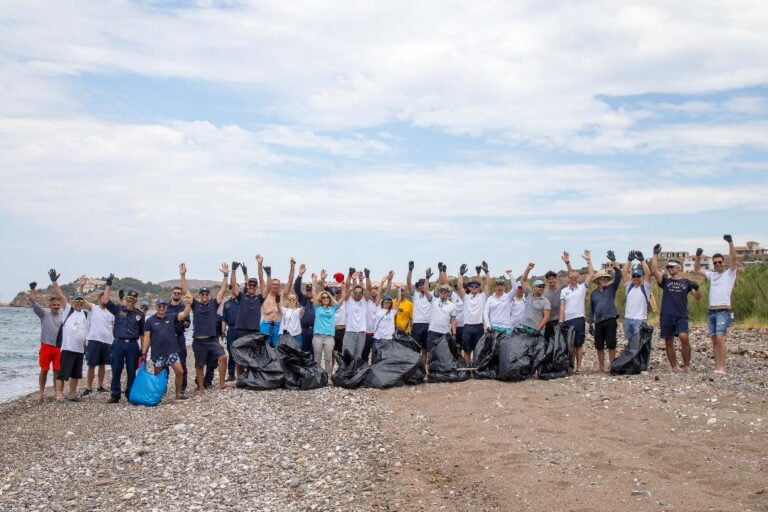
[82,389,93,396]
[108,396,120,404]
[97,386,108,393]
[177,394,189,400]
[67,396,82,402]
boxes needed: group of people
[27,236,739,402]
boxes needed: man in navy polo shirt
[141,295,192,400]
[165,285,190,392]
[180,262,230,393]
[101,285,145,403]
[221,280,240,381]
[229,256,267,362]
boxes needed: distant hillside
[157,279,220,290]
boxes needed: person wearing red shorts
[28,274,65,402]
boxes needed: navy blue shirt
[294,277,315,329]
[105,302,145,340]
[192,298,219,338]
[165,301,189,336]
[235,292,263,330]
[589,267,622,323]
[660,276,698,318]
[222,298,239,327]
[145,313,180,358]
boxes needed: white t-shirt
[560,283,588,321]
[86,305,114,344]
[411,290,433,324]
[706,269,737,308]
[483,292,514,328]
[344,298,369,333]
[462,291,486,325]
[510,297,526,328]
[366,300,378,333]
[280,306,303,336]
[334,302,345,327]
[451,292,464,327]
[428,299,456,334]
[60,304,88,353]
[624,282,651,320]
[372,308,396,340]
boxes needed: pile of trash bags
[538,325,575,380]
[427,334,470,383]
[611,324,654,375]
[231,333,327,390]
[332,330,425,389]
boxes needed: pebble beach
[0,325,766,511]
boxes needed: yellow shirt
[395,298,413,333]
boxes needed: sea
[0,307,45,402]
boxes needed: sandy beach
[0,325,766,511]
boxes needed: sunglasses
[713,261,724,265]
[469,284,480,288]
[354,291,363,295]
[156,303,167,308]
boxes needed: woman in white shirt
[372,294,397,350]
[279,258,304,346]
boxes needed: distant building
[734,241,767,258]
[659,251,688,261]
[684,254,711,272]
[79,275,106,293]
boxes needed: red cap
[333,272,344,283]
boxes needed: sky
[1,0,767,300]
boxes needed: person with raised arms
[621,250,652,341]
[559,250,594,373]
[27,278,65,402]
[483,262,516,335]
[342,267,370,361]
[101,281,145,403]
[426,281,457,353]
[279,258,303,345]
[587,251,624,373]
[406,261,433,359]
[456,263,490,365]
[221,275,239,381]
[162,285,191,391]
[259,257,284,348]
[312,269,347,374]
[651,243,702,372]
[293,263,315,354]
[542,252,571,340]
[79,274,115,397]
[180,262,229,392]
[229,256,266,350]
[371,271,397,351]
[519,263,551,337]
[141,293,193,400]
[694,235,738,374]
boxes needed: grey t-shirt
[543,286,562,319]
[521,292,551,330]
[33,302,65,346]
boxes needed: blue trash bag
[129,361,168,406]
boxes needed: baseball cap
[494,278,506,285]
[126,290,139,299]
[533,279,545,287]
[73,294,84,301]
[631,268,644,277]
[247,277,258,284]
[666,260,681,267]
[155,298,168,306]
[140,300,149,307]
[382,294,393,301]
[438,284,451,291]
[415,278,426,287]
[199,287,211,294]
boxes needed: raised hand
[696,248,703,257]
[232,261,240,271]
[723,234,733,243]
[298,263,306,276]
[48,268,60,283]
[408,261,414,272]
[357,271,364,281]
[653,244,662,255]
[320,269,328,281]
[582,250,591,261]
[348,267,356,277]
[481,260,489,273]
[220,263,229,275]
[526,262,535,271]
[29,281,37,291]
[388,270,395,280]
[179,263,187,276]
[364,268,370,278]
[459,264,468,276]
[607,250,616,262]
[183,294,193,305]
[290,257,296,266]
[475,265,482,275]
[255,254,264,265]
[240,263,248,275]
[627,250,636,262]
[311,273,318,282]
[425,267,433,280]
[437,262,445,273]
[562,251,570,263]
[264,265,272,277]
[105,273,114,286]
[118,289,125,300]
[635,251,644,261]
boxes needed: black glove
[607,250,616,262]
[48,268,60,283]
[475,265,482,275]
[696,248,703,257]
[690,281,700,291]
[481,261,489,273]
[118,289,125,300]
[364,268,370,278]
[425,268,433,280]
[232,261,240,271]
[653,244,661,255]
[264,266,271,277]
[348,267,356,276]
[627,250,636,261]
[636,251,644,262]
[723,234,733,243]
[29,281,37,291]
[105,273,114,286]
[408,261,414,272]
[240,264,248,276]
[459,264,468,276]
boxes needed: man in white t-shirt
[50,274,89,402]
[426,284,457,351]
[82,282,115,396]
[558,250,595,373]
[621,250,652,341]
[342,268,369,361]
[483,263,517,335]
[407,262,435,362]
[695,235,738,374]
[456,263,491,365]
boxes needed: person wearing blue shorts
[651,245,701,372]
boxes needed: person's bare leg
[97,364,106,389]
[38,370,48,402]
[422,350,428,374]
[172,364,184,398]
[712,333,727,373]
[464,352,472,366]
[55,379,64,400]
[679,332,691,372]
[86,366,95,390]
[664,338,677,371]
[68,378,78,399]
[597,349,605,373]
[608,348,616,365]
[218,355,227,388]
[195,367,205,394]
[574,347,583,373]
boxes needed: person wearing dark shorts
[165,286,190,392]
[588,252,623,373]
[407,261,436,367]
[180,262,230,393]
[651,245,702,372]
[228,259,266,377]
[141,296,192,400]
[455,264,490,365]
[558,250,594,373]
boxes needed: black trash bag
[231,333,285,390]
[394,331,426,385]
[427,334,470,383]
[364,335,425,389]
[611,324,654,375]
[539,325,575,380]
[472,331,502,380]
[497,330,546,381]
[331,349,370,389]
[277,334,328,390]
